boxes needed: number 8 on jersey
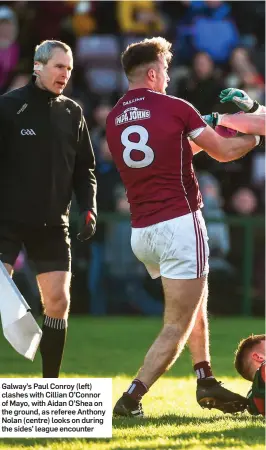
[122,125,155,168]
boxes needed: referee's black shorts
[0,222,71,274]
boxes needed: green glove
[202,113,220,128]
[219,88,254,112]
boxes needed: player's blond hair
[234,334,265,381]
[121,37,172,81]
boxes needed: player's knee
[45,291,70,317]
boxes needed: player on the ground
[203,88,266,136]
[106,37,258,418]
[234,334,265,416]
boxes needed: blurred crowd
[1,0,265,316]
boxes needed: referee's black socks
[40,315,67,378]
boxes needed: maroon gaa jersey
[106,88,207,227]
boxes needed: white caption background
[0,378,112,438]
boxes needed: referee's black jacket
[0,77,97,226]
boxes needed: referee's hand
[77,210,96,241]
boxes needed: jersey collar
[27,75,61,101]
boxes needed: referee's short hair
[34,40,72,65]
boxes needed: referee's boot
[196,378,248,413]
[113,393,144,418]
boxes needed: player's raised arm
[204,111,266,136]
[210,87,266,135]
[189,122,238,155]
[220,113,266,135]
[191,124,260,163]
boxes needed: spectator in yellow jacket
[117,0,165,35]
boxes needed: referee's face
[37,48,73,95]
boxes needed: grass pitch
[0,315,264,450]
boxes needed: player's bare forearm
[193,125,258,162]
[220,113,266,136]
[223,134,258,161]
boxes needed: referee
[0,40,97,377]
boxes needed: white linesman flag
[0,261,42,360]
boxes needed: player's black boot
[113,394,144,418]
[197,378,248,413]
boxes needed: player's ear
[147,67,156,82]
[251,351,265,363]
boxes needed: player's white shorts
[131,210,209,280]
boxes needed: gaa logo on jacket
[20,129,36,136]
